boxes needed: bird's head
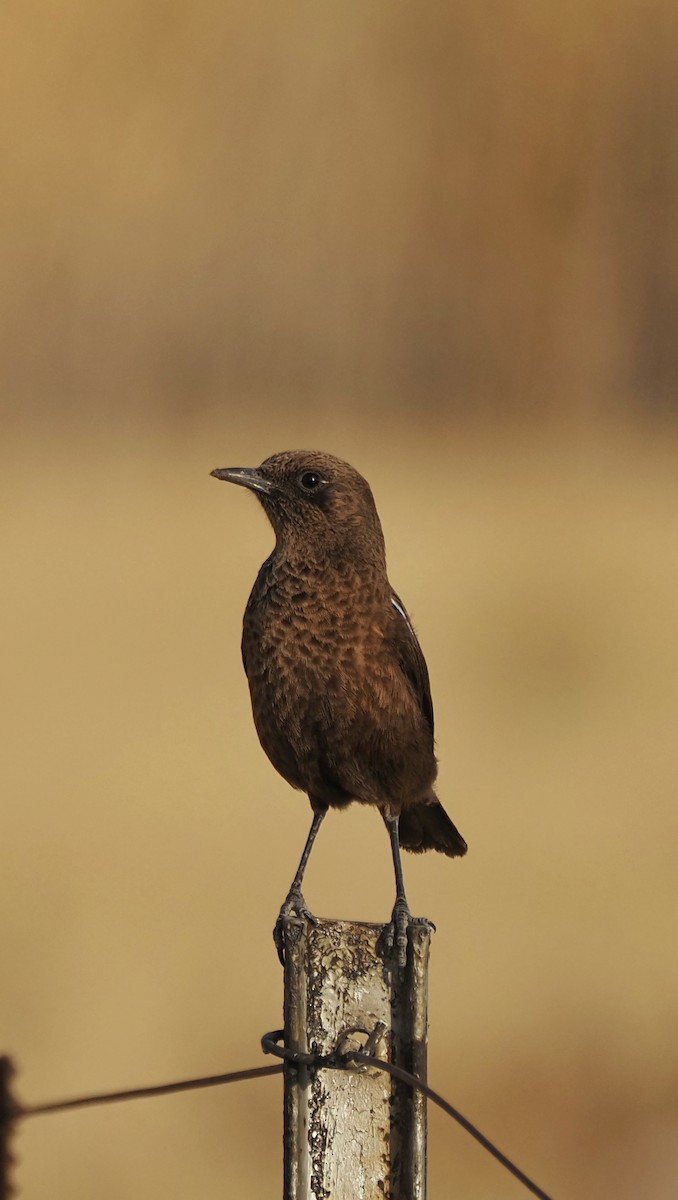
[211,450,386,563]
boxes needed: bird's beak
[210,466,275,495]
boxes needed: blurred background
[2,2,678,1197]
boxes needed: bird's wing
[389,593,435,735]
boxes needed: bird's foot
[379,897,411,968]
[378,900,434,969]
[273,889,317,965]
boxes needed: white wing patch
[391,594,416,639]
[391,595,407,621]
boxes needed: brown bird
[211,451,466,964]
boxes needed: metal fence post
[0,1056,18,1200]
[282,916,431,1199]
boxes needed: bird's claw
[378,897,412,968]
[273,889,317,965]
[378,901,433,968]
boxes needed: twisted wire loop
[262,1030,554,1200]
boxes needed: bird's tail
[399,798,467,857]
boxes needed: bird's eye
[299,471,323,491]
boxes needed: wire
[18,1064,283,1118]
[1,1037,555,1200]
[350,1051,553,1200]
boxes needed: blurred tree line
[2,0,677,427]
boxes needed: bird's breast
[244,570,415,722]
[241,562,435,805]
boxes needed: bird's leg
[381,815,413,968]
[273,809,325,964]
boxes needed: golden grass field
[2,416,677,1198]
[3,2,678,1193]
